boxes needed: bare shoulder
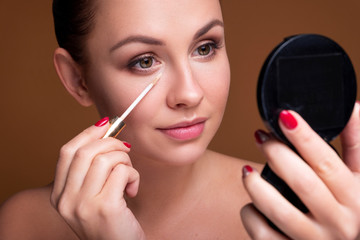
[199,151,263,239]
[204,150,264,199]
[0,184,77,240]
[206,150,264,174]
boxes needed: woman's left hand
[241,102,360,240]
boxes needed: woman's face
[84,0,230,165]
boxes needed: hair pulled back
[52,0,96,63]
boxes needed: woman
[1,0,360,239]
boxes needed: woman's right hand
[50,117,145,240]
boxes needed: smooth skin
[0,0,254,239]
[1,0,360,239]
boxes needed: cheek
[93,92,129,117]
[119,103,159,152]
[204,59,230,108]
[86,72,141,117]
[120,88,163,135]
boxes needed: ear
[53,48,94,107]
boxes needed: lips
[157,118,206,141]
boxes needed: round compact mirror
[258,34,357,145]
[257,34,357,215]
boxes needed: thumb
[340,101,360,172]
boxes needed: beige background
[1,0,359,204]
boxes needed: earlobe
[53,48,93,107]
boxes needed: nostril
[175,103,187,108]
[166,70,204,109]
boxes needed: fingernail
[95,117,109,127]
[123,142,131,148]
[242,165,253,178]
[254,130,270,144]
[279,110,298,130]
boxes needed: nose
[166,62,204,110]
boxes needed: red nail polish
[279,110,298,130]
[254,130,269,144]
[123,142,131,148]
[242,165,253,178]
[95,117,109,127]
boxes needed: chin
[163,145,209,166]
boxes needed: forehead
[93,0,223,39]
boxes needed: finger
[241,203,289,240]
[278,110,357,205]
[341,102,360,172]
[101,164,140,200]
[257,131,342,227]
[242,165,322,239]
[64,137,130,194]
[95,164,143,240]
[80,151,132,197]
[51,118,110,206]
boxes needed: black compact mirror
[257,34,357,213]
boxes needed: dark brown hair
[52,0,96,64]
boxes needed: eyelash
[127,53,160,74]
[127,40,222,73]
[192,41,221,60]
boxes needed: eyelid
[192,40,220,58]
[127,53,162,74]
[128,53,155,67]
[190,28,224,51]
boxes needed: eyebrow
[110,36,164,53]
[193,19,224,40]
[110,19,224,53]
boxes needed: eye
[193,42,219,59]
[128,54,161,73]
[138,56,153,69]
[197,44,212,56]
[130,56,155,69]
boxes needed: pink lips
[158,119,206,141]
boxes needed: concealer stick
[102,73,161,138]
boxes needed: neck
[127,150,211,221]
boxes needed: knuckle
[50,193,58,209]
[133,168,140,179]
[94,151,131,166]
[114,164,135,181]
[97,202,115,218]
[113,163,128,174]
[115,151,131,166]
[315,157,337,177]
[118,150,130,160]
[59,144,75,159]
[74,147,92,160]
[73,200,92,222]
[57,196,73,219]
[93,154,110,166]
[97,200,128,220]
